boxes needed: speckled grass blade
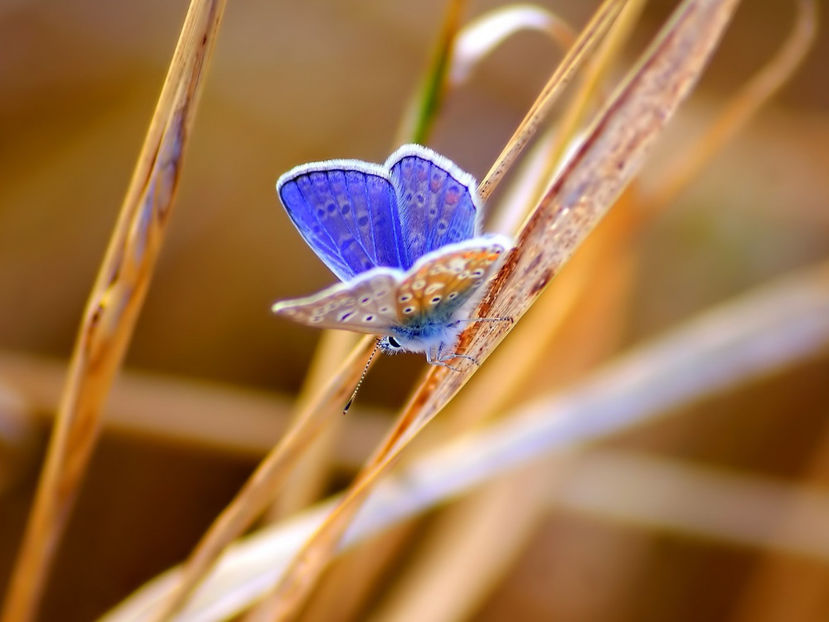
[0,3,226,622]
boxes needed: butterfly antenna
[343,340,381,415]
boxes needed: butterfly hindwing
[271,269,402,333]
[395,236,511,322]
[277,161,406,280]
[386,145,480,265]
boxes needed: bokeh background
[1,1,828,620]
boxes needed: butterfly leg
[440,352,479,366]
[433,343,480,368]
[426,344,463,372]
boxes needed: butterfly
[271,144,513,369]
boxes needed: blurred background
[1,1,828,620]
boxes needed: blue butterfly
[271,144,512,368]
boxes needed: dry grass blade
[144,337,376,622]
[556,449,829,557]
[0,3,226,621]
[646,0,818,212]
[263,331,358,521]
[528,0,647,209]
[490,0,642,235]
[478,0,626,201]
[102,258,829,621]
[255,0,741,619]
[449,4,577,85]
[0,351,389,461]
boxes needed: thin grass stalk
[491,0,643,236]
[526,0,647,211]
[0,350,390,461]
[449,5,577,86]
[256,1,742,619]
[367,464,554,622]
[477,0,627,201]
[0,3,226,621]
[147,336,377,622]
[293,522,419,622]
[265,331,356,520]
[484,0,628,232]
[394,0,468,145]
[103,257,829,622]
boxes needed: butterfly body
[272,144,512,366]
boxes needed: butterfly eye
[387,336,401,348]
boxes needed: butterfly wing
[395,235,512,322]
[272,268,402,334]
[277,160,407,281]
[386,145,481,266]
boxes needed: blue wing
[386,145,481,266]
[277,161,407,281]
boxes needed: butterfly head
[377,335,404,354]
